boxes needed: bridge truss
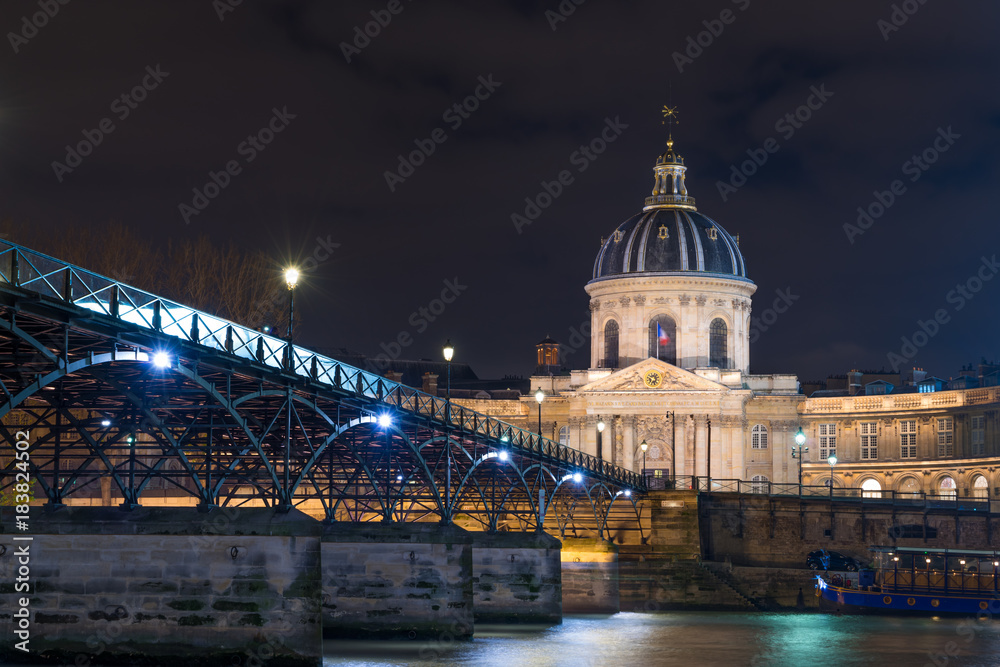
[0,241,644,540]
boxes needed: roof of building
[590,137,748,283]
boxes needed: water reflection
[324,612,1000,666]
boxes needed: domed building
[525,133,802,484]
[588,137,754,374]
[447,126,1000,501]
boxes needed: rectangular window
[900,420,917,459]
[971,415,985,456]
[818,423,836,459]
[860,421,878,460]
[937,417,954,457]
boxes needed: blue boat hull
[816,578,1000,616]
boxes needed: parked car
[807,549,862,571]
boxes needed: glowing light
[535,389,544,404]
[377,414,393,429]
[101,419,111,427]
[597,420,605,433]
[152,352,170,368]
[500,435,509,443]
[624,490,631,497]
[284,267,300,289]
[498,451,509,462]
[396,475,403,482]
[443,340,454,362]
[572,472,582,483]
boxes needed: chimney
[422,372,439,396]
[384,371,403,383]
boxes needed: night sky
[2,0,998,383]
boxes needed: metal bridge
[0,241,643,538]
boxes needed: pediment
[578,358,729,393]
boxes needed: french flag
[657,322,670,345]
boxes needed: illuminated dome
[591,139,748,282]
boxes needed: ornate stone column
[622,415,637,472]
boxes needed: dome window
[709,318,728,368]
[658,224,669,240]
[707,227,718,241]
[603,320,620,369]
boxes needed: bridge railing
[658,475,991,510]
[0,240,644,490]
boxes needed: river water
[323,612,1000,666]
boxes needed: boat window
[947,556,967,572]
[896,553,913,569]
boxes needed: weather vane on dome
[661,105,679,147]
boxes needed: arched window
[751,424,768,449]
[558,426,570,446]
[604,320,619,368]
[972,474,989,499]
[897,476,921,497]
[709,318,728,368]
[648,316,677,365]
[860,478,882,499]
[939,476,957,498]
[751,474,769,494]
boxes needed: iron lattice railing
[649,474,991,509]
[0,240,644,491]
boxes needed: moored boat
[816,546,1000,616]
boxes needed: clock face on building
[643,370,663,389]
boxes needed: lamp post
[535,389,544,436]
[443,339,454,401]
[597,419,605,460]
[284,267,300,341]
[828,455,837,498]
[640,440,648,478]
[792,427,808,493]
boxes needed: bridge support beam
[560,538,620,614]
[469,531,562,625]
[0,506,322,666]
[320,523,474,640]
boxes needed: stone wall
[561,538,619,614]
[320,523,473,639]
[469,531,561,624]
[702,494,998,568]
[0,506,322,666]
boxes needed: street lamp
[640,440,648,476]
[284,267,300,341]
[535,389,544,436]
[792,427,808,492]
[443,339,454,401]
[597,419,605,460]
[828,455,837,498]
